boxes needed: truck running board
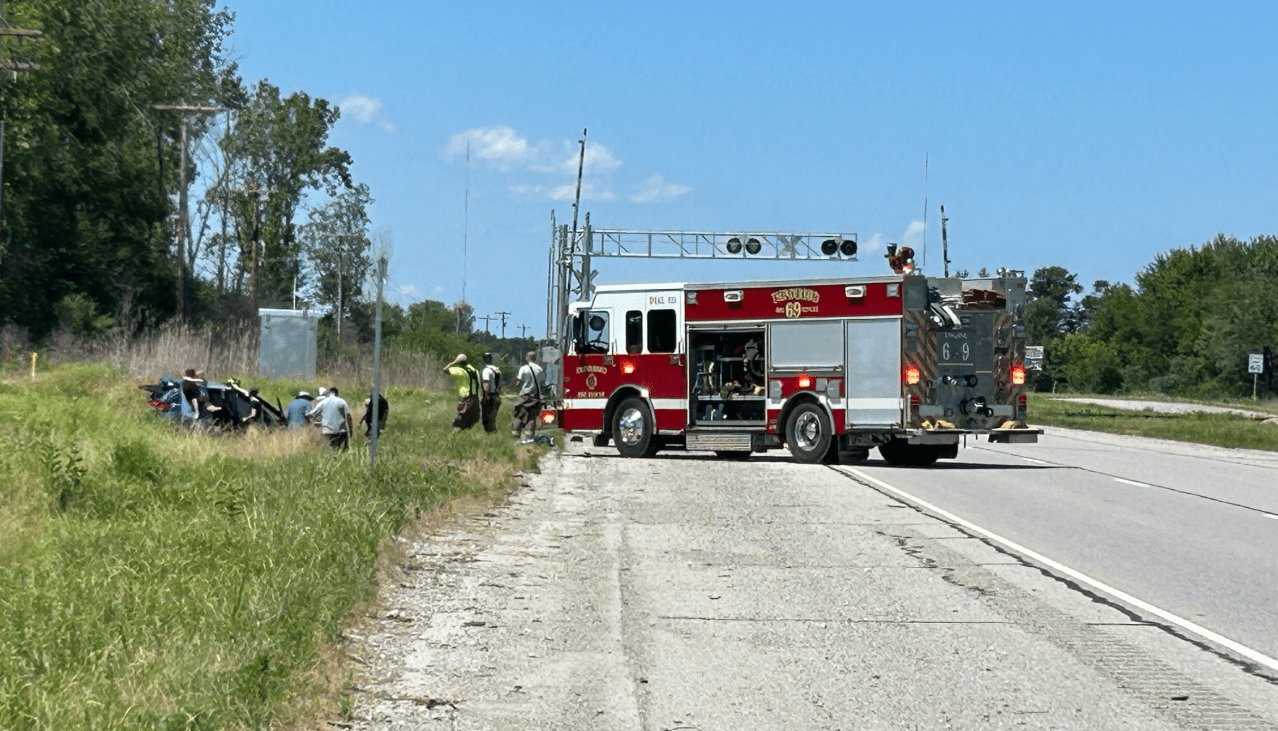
[687,432,753,452]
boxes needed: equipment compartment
[690,329,766,424]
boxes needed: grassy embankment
[1027,393,1278,452]
[0,363,539,730]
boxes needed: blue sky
[222,1,1277,337]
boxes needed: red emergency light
[540,410,556,425]
[622,361,635,374]
[797,375,812,389]
[903,365,921,385]
[1011,365,1026,385]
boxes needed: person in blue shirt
[285,390,313,429]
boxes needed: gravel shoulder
[342,440,1278,730]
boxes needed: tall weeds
[0,363,537,730]
[33,322,451,391]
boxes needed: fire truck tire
[878,439,940,467]
[786,402,832,464]
[612,397,657,458]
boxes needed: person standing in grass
[444,353,481,430]
[511,351,544,439]
[315,386,353,449]
[361,391,389,438]
[480,352,502,433]
[286,390,313,429]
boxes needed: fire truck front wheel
[612,397,658,458]
[786,402,832,464]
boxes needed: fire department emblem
[585,373,598,390]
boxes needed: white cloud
[511,182,616,201]
[632,174,691,203]
[902,220,926,249]
[447,126,623,177]
[448,126,694,204]
[339,93,396,132]
[862,233,885,254]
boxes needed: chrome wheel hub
[618,408,646,446]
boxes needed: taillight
[1011,365,1026,385]
[1018,395,1027,413]
[903,365,921,386]
[797,375,812,389]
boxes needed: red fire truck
[549,267,1041,466]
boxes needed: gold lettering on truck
[770,287,820,304]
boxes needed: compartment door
[844,318,903,427]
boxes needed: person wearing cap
[479,352,502,433]
[444,353,481,430]
[306,386,332,424]
[285,390,314,430]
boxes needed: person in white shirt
[480,352,502,433]
[510,351,544,439]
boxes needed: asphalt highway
[849,426,1278,666]
[346,428,1278,730]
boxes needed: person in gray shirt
[312,386,353,450]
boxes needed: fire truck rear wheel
[786,402,832,464]
[878,439,940,467]
[613,397,657,458]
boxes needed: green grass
[1027,393,1278,452]
[0,364,540,730]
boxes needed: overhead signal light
[726,237,742,254]
[841,239,857,257]
[821,239,839,256]
[745,237,762,255]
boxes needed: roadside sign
[1025,345,1045,371]
[1249,353,1265,374]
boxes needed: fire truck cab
[555,273,1040,466]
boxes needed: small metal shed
[258,309,318,380]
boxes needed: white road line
[841,466,1278,673]
[1114,478,1150,487]
[1020,457,1051,465]
[1264,514,1278,521]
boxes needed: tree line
[0,0,477,363]
[1025,234,1278,398]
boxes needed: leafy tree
[300,184,373,340]
[1025,266,1083,345]
[224,80,353,308]
[0,0,238,337]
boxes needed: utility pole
[155,104,221,318]
[517,323,530,339]
[369,253,388,469]
[495,310,511,339]
[478,313,494,334]
[0,0,41,252]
